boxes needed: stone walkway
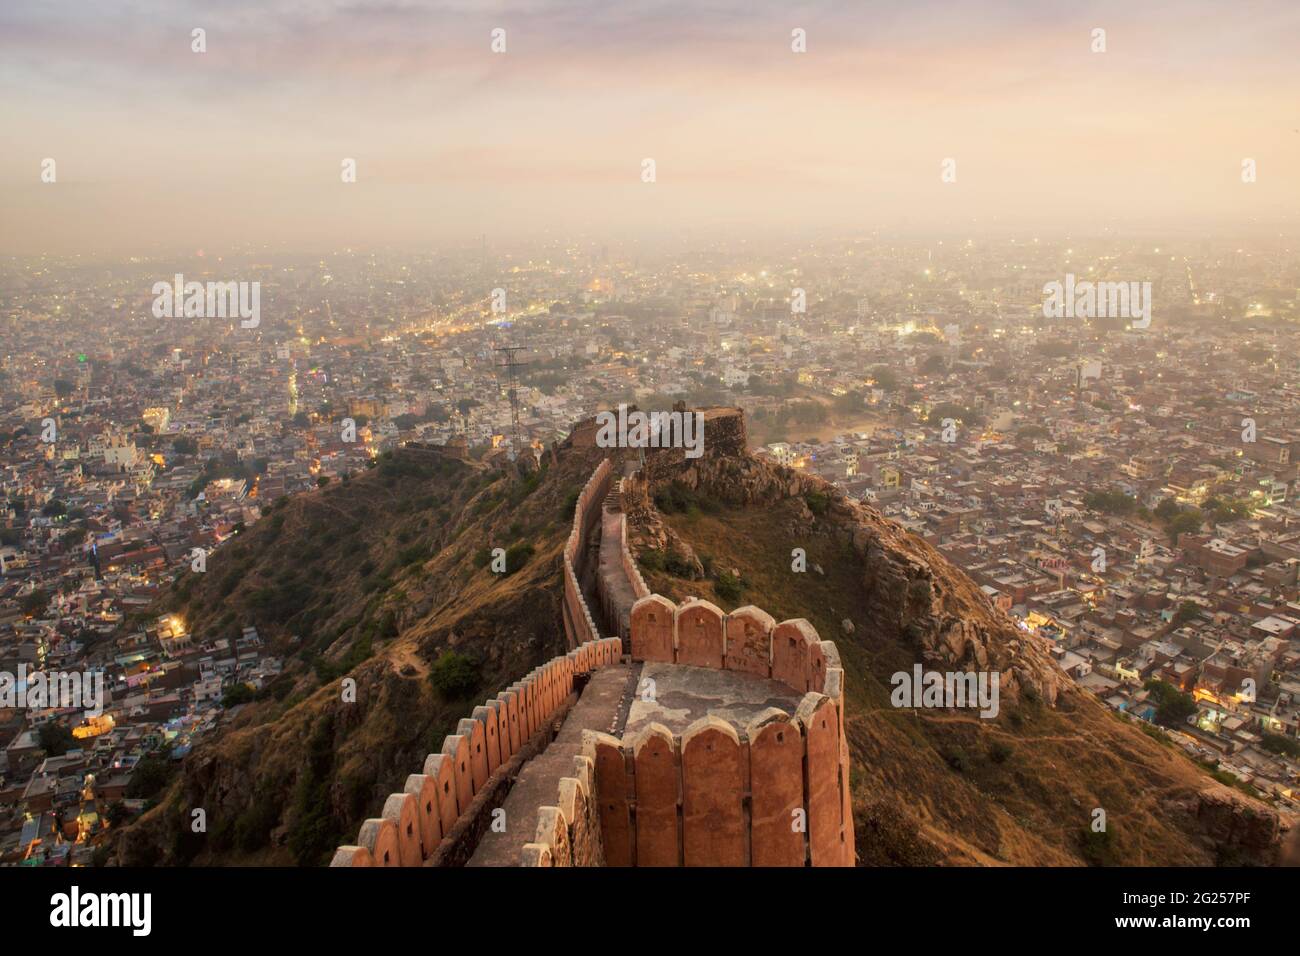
[467,664,636,866]
[597,507,638,640]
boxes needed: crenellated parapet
[330,636,623,867]
[521,593,855,867]
[335,453,854,868]
[561,458,612,648]
[617,513,650,601]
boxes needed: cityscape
[2,0,1298,938]
[3,236,1297,865]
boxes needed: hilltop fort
[332,430,855,866]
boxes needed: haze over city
[3,1,1300,938]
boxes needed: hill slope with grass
[117,411,1286,866]
[625,417,1285,866]
[115,443,606,865]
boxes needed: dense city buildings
[2,236,1298,865]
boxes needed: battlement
[520,595,854,867]
[562,458,611,649]
[330,636,622,867]
[333,453,854,867]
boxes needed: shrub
[663,549,695,578]
[804,491,830,516]
[234,791,280,854]
[639,549,666,573]
[561,488,580,519]
[126,754,174,799]
[503,541,534,575]
[942,747,971,774]
[713,570,744,603]
[1079,826,1117,866]
[431,651,480,700]
[988,740,1013,764]
[221,682,256,708]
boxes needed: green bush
[234,790,280,854]
[503,541,534,575]
[639,549,666,573]
[431,651,480,700]
[988,740,1013,764]
[1261,733,1300,758]
[1079,826,1117,866]
[287,714,341,866]
[663,549,695,578]
[713,570,744,603]
[221,682,256,708]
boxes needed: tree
[1145,679,1197,728]
[1153,498,1181,521]
[927,402,983,427]
[1261,733,1300,758]
[21,588,50,618]
[106,801,132,828]
[1173,601,1201,626]
[920,353,948,374]
[833,390,865,414]
[126,754,175,799]
[222,682,256,708]
[870,366,898,391]
[1084,489,1136,515]
[430,651,480,700]
[38,721,75,756]
[1166,510,1203,541]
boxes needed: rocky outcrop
[632,433,1062,708]
[1162,786,1283,862]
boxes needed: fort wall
[618,513,650,601]
[562,458,612,649]
[522,593,855,867]
[335,451,855,868]
[330,635,623,867]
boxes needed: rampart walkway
[468,664,635,866]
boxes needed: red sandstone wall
[571,595,855,867]
[618,513,650,600]
[330,635,623,867]
[562,459,613,649]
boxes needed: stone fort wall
[562,458,612,649]
[334,451,855,867]
[330,636,623,867]
[521,595,855,867]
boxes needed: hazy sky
[2,0,1298,255]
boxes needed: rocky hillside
[625,409,1287,866]
[116,442,608,865]
[118,409,1287,866]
